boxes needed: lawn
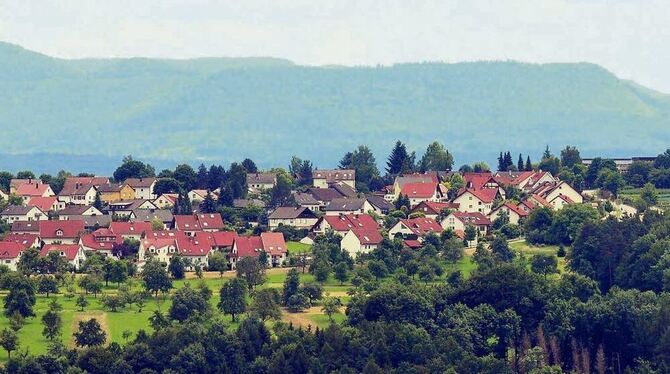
[287,241,312,255]
[509,239,568,274]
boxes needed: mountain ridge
[0,42,668,173]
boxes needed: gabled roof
[108,199,157,211]
[123,178,156,188]
[16,182,52,197]
[1,205,43,216]
[458,188,499,204]
[493,171,535,187]
[174,215,200,231]
[260,232,287,256]
[399,217,443,236]
[195,213,225,230]
[491,202,529,218]
[97,183,125,193]
[400,182,437,199]
[0,242,25,259]
[321,214,379,232]
[233,233,287,258]
[110,221,152,236]
[331,182,357,198]
[268,207,317,220]
[176,234,212,256]
[40,220,85,238]
[410,201,459,215]
[40,244,80,261]
[72,215,112,228]
[80,228,123,250]
[59,183,96,197]
[58,205,101,216]
[451,212,492,226]
[204,231,238,247]
[63,176,109,188]
[308,188,344,202]
[26,196,59,212]
[350,229,383,245]
[395,173,439,189]
[313,169,355,182]
[294,193,320,206]
[324,198,366,212]
[246,173,276,185]
[131,209,174,223]
[462,172,496,190]
[10,220,40,233]
[365,194,393,212]
[2,233,40,248]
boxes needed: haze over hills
[0,42,668,174]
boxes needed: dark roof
[59,183,96,197]
[268,206,317,220]
[246,173,276,185]
[69,215,112,228]
[308,188,344,202]
[365,195,393,212]
[331,182,357,197]
[131,209,174,223]
[10,220,40,232]
[58,205,100,216]
[1,205,38,216]
[293,193,320,206]
[324,198,366,212]
[124,178,156,188]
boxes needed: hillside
[0,42,669,173]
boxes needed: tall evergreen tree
[504,152,514,170]
[525,156,533,171]
[196,164,209,189]
[386,141,413,175]
[207,165,226,191]
[241,159,258,173]
[497,152,505,172]
[517,154,524,171]
[93,191,103,211]
[217,185,234,207]
[199,191,217,213]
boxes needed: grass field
[510,240,568,274]
[287,241,312,254]
[620,187,670,209]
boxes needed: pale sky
[1,0,669,92]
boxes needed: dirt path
[69,311,110,347]
[281,306,345,329]
[184,267,291,279]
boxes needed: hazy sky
[1,0,669,92]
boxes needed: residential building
[313,169,356,189]
[39,220,85,244]
[230,232,287,269]
[341,229,383,257]
[123,178,157,200]
[268,207,319,229]
[388,217,443,240]
[1,205,47,222]
[40,244,87,269]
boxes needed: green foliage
[218,278,247,322]
[73,319,106,348]
[142,259,173,297]
[235,257,266,290]
[169,283,210,321]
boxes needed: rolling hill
[0,42,668,174]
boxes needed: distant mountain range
[0,42,668,174]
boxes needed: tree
[154,178,182,195]
[282,268,301,306]
[654,149,670,169]
[270,173,293,208]
[313,261,331,283]
[517,154,525,171]
[241,158,258,173]
[526,156,533,171]
[73,319,106,347]
[395,194,410,211]
[491,236,515,262]
[226,162,248,199]
[113,156,155,182]
[173,164,198,192]
[0,329,18,359]
[236,257,266,291]
[249,288,281,321]
[208,252,228,277]
[149,310,169,330]
[386,140,414,175]
[339,145,380,192]
[419,141,453,171]
[37,276,58,297]
[93,191,103,211]
[531,254,559,279]
[142,259,173,297]
[79,275,103,298]
[4,276,36,317]
[76,295,89,311]
[107,261,128,286]
[286,293,310,312]
[218,278,248,322]
[196,163,209,189]
[199,191,217,213]
[368,260,388,280]
[100,295,125,312]
[301,283,323,304]
[560,146,582,168]
[321,297,342,322]
[640,182,659,206]
[168,255,186,280]
[17,247,42,276]
[41,309,62,341]
[170,284,210,321]
[334,262,349,285]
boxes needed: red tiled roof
[2,233,40,248]
[403,239,422,249]
[80,232,121,251]
[176,234,212,257]
[174,215,200,231]
[233,236,265,258]
[452,212,492,226]
[204,231,238,247]
[64,177,109,188]
[351,229,383,245]
[459,188,498,204]
[26,196,58,212]
[462,172,495,190]
[40,220,85,239]
[322,214,379,232]
[110,221,152,236]
[40,244,80,261]
[16,183,51,197]
[399,217,443,236]
[400,182,437,199]
[494,202,529,218]
[195,213,225,230]
[0,242,25,259]
[260,232,287,256]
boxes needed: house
[175,233,213,269]
[1,205,47,222]
[246,173,276,192]
[173,213,225,235]
[294,193,322,212]
[15,182,55,203]
[27,196,64,212]
[138,236,178,264]
[388,217,443,240]
[442,212,491,237]
[98,183,135,203]
[324,198,375,216]
[0,242,26,270]
[530,181,583,206]
[110,221,153,240]
[107,199,158,217]
[399,182,441,207]
[188,189,213,203]
[313,169,356,189]
[72,215,113,230]
[204,231,238,253]
[10,178,36,194]
[39,220,85,244]
[2,233,41,249]
[393,173,439,198]
[311,213,379,236]
[494,171,556,191]
[410,201,459,220]
[230,232,287,269]
[123,178,157,200]
[40,244,87,269]
[453,188,500,215]
[80,228,123,257]
[365,194,393,215]
[57,205,103,220]
[548,194,576,210]
[308,187,346,208]
[130,209,174,228]
[58,183,97,205]
[153,193,179,209]
[268,207,319,229]
[10,220,40,234]
[488,202,529,225]
[582,157,656,173]
[341,229,383,257]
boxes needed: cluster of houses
[0,167,584,272]
[0,177,288,272]
[265,169,583,255]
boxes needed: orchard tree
[531,254,559,279]
[41,309,62,341]
[249,288,281,321]
[169,284,210,322]
[0,329,18,359]
[73,319,106,347]
[142,259,173,297]
[218,278,247,322]
[236,257,266,291]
